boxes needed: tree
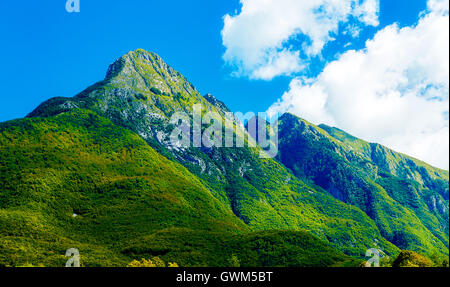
[127,257,178,267]
[392,251,433,267]
[228,254,241,267]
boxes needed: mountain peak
[104,49,199,99]
[106,49,167,79]
[28,49,207,119]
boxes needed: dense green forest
[0,49,448,267]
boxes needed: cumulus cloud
[428,0,449,14]
[222,0,379,80]
[268,2,450,169]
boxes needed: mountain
[0,49,447,266]
[26,49,400,257]
[0,109,358,267]
[275,113,449,257]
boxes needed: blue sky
[0,0,448,169]
[0,0,427,121]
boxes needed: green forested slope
[276,113,449,257]
[0,109,244,266]
[0,109,365,267]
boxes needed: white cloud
[222,0,379,80]
[428,0,449,14]
[250,50,304,80]
[268,4,450,170]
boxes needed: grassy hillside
[0,109,244,266]
[0,109,364,267]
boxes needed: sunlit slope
[0,110,246,266]
[0,109,363,267]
